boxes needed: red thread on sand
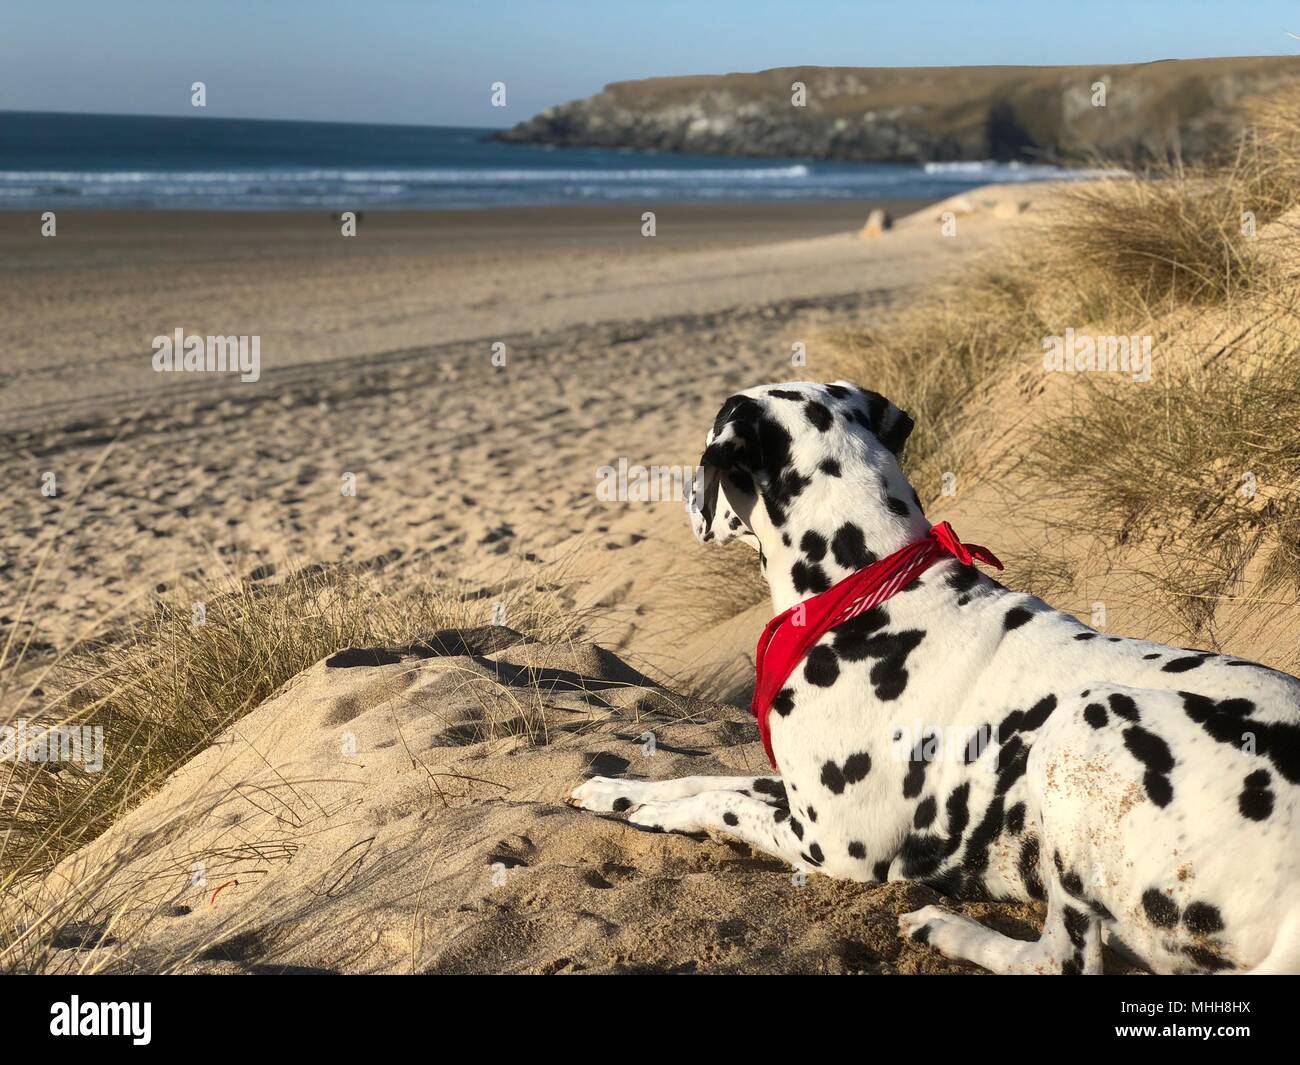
[209,878,239,906]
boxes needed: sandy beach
[2,186,1071,974]
[2,195,1004,662]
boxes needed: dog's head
[687,381,916,551]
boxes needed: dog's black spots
[994,735,1030,796]
[962,725,993,765]
[901,733,935,799]
[925,869,967,898]
[1239,769,1274,821]
[899,833,945,879]
[791,560,832,595]
[613,798,632,813]
[1162,655,1204,673]
[1023,694,1057,731]
[825,384,851,400]
[1124,725,1175,807]
[961,795,1005,881]
[804,401,833,431]
[867,630,926,701]
[1261,720,1299,784]
[886,495,911,518]
[1083,703,1109,729]
[843,752,872,784]
[789,816,804,841]
[754,411,794,484]
[728,516,742,531]
[762,493,787,529]
[1061,870,1085,899]
[804,645,840,687]
[752,777,786,801]
[909,923,931,945]
[830,609,925,701]
[1074,632,1098,641]
[772,688,796,717]
[913,796,938,829]
[1107,637,1121,643]
[1182,901,1225,935]
[872,859,890,882]
[821,751,871,796]
[848,841,867,860]
[711,394,758,437]
[830,522,875,570]
[941,783,973,858]
[1003,606,1034,631]
[1063,905,1091,949]
[722,812,739,827]
[1184,945,1235,972]
[774,808,789,823]
[880,409,914,455]
[1142,652,1161,660]
[1123,723,1175,775]
[800,530,828,562]
[1090,899,1115,921]
[902,764,926,799]
[832,606,889,658]
[998,695,1056,742]
[1018,836,1046,901]
[1141,889,1180,928]
[946,565,981,596]
[1061,953,1083,976]
[1005,801,1026,836]
[821,760,846,795]
[807,806,818,823]
[1181,690,1253,737]
[766,389,806,401]
[808,842,825,864]
[819,458,842,477]
[1178,691,1300,781]
[1107,692,1140,722]
[729,470,755,496]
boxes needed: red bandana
[750,521,1003,768]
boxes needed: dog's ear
[831,380,914,458]
[689,395,764,546]
[700,395,766,486]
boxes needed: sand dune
[15,626,1045,974]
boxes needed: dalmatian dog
[571,380,1300,974]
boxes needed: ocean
[0,111,1070,211]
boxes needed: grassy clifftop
[495,56,1300,163]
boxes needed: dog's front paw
[898,904,950,945]
[569,776,642,813]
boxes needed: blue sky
[3,0,1298,127]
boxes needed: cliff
[493,57,1300,163]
